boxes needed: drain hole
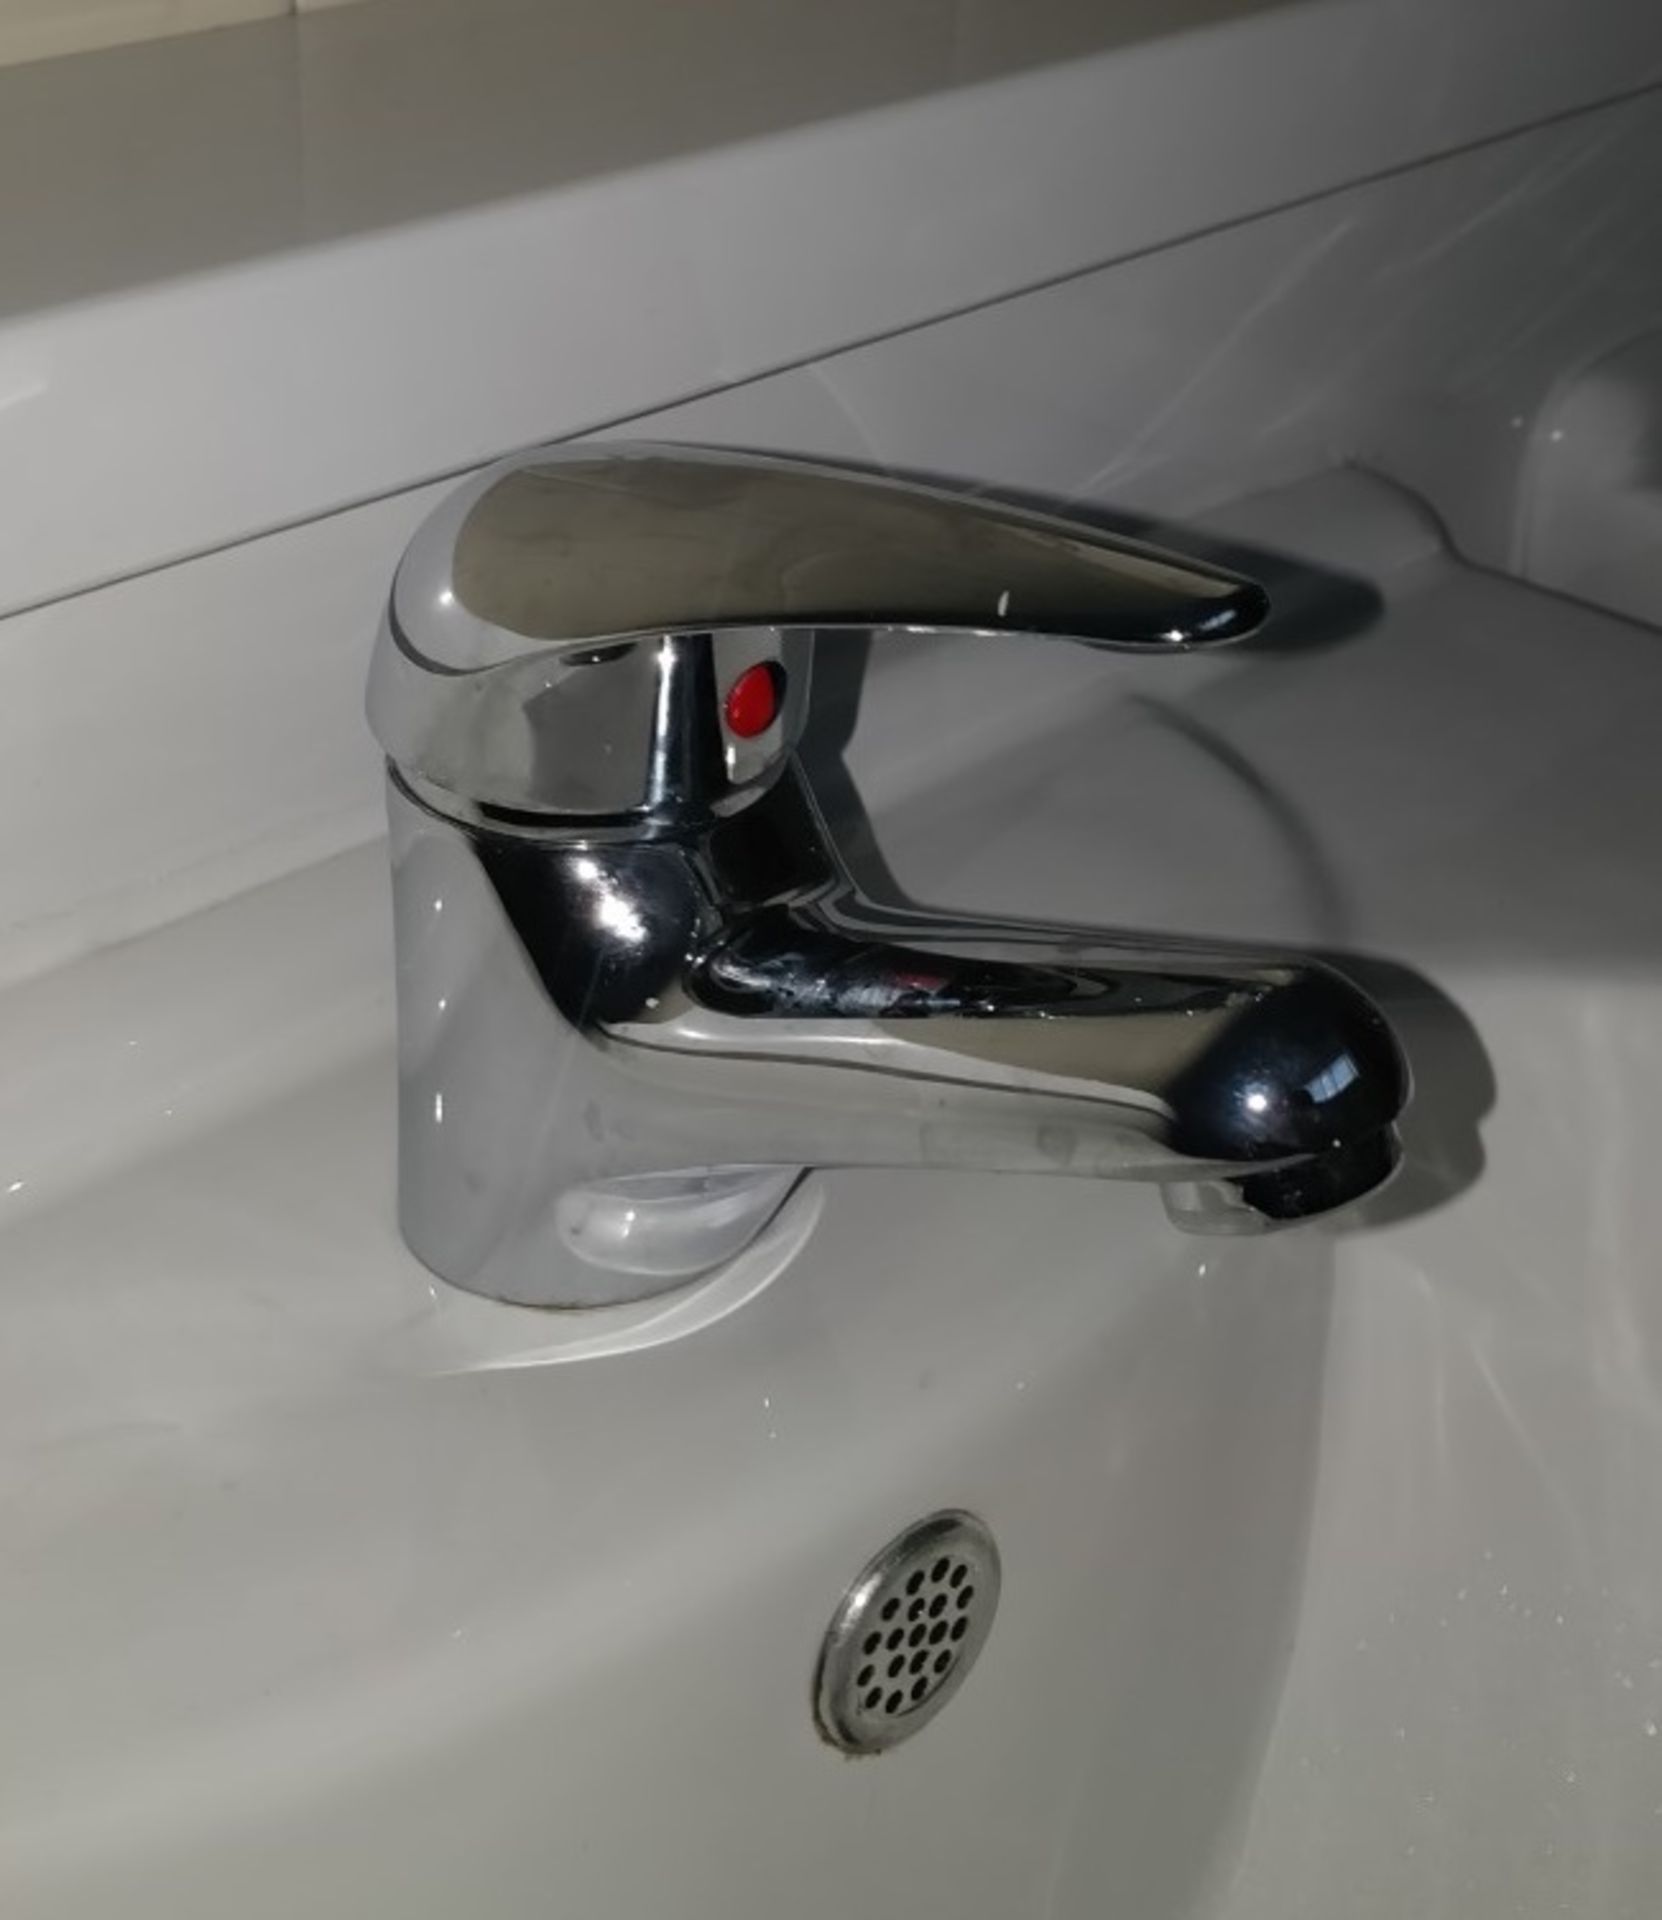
[816,1511,1000,1755]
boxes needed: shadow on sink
[1324,952,1494,1230]
[798,555,1494,1236]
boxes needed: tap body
[369,445,1406,1307]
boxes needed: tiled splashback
[0,82,1657,992]
[0,0,368,69]
[6,0,1655,620]
[0,0,1655,988]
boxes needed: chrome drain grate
[814,1511,1000,1754]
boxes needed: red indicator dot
[723,661,782,738]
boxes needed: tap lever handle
[392,442,1265,669]
[369,442,1268,825]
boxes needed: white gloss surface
[1,17,1660,1911]
[5,474,1662,1914]
[4,83,1660,994]
[0,0,1658,617]
[0,839,1317,1919]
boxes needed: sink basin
[0,829,1326,1915]
[4,473,1660,1917]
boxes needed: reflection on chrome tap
[369,443,1407,1307]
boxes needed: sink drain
[814,1510,1000,1754]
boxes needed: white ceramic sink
[4,472,1661,1916]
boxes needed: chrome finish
[815,1511,1001,1756]
[368,442,1408,1309]
[368,441,1266,823]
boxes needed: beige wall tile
[0,19,300,316]
[0,0,289,69]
